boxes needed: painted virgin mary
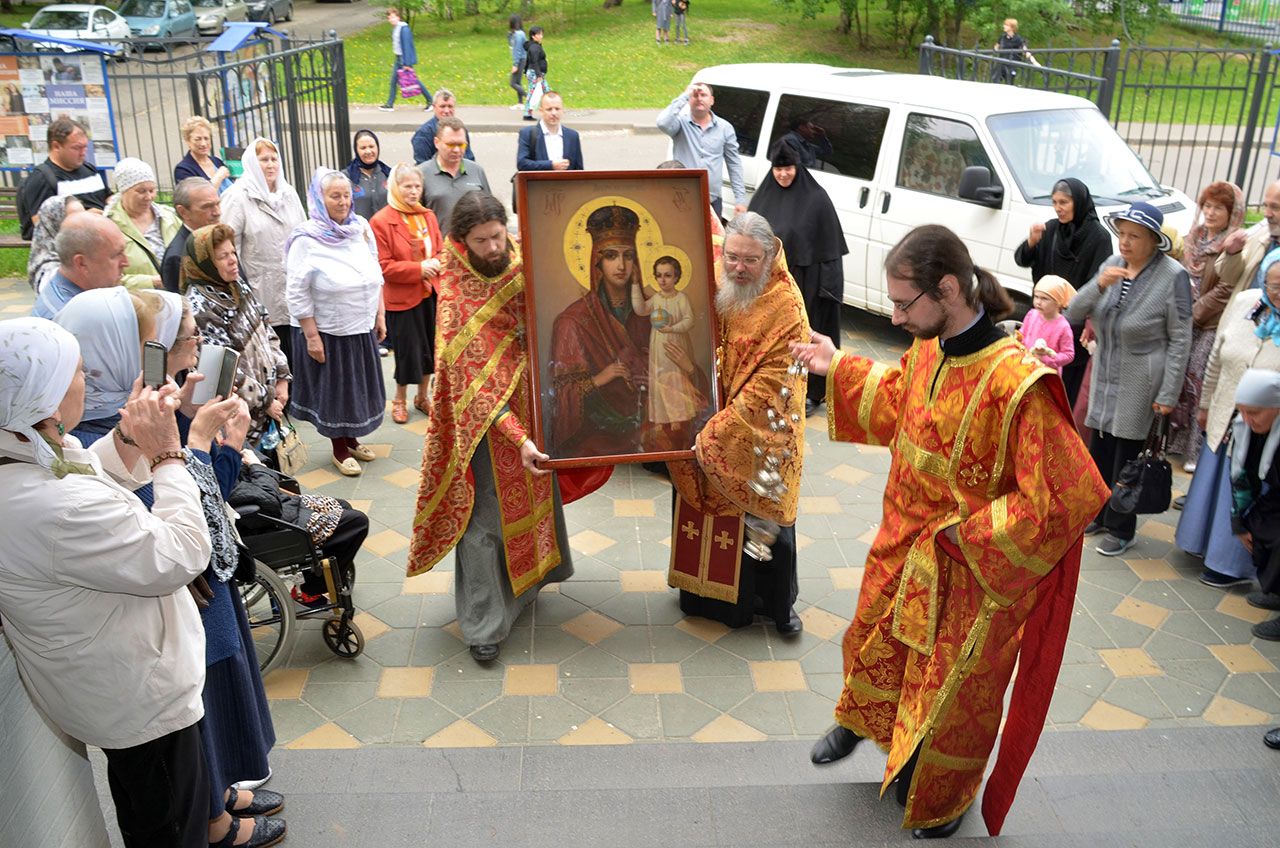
[548,204,651,457]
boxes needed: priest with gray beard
[666,212,811,632]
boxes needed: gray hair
[434,88,455,104]
[724,211,777,263]
[55,214,110,265]
[319,170,351,192]
[173,176,215,211]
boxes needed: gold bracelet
[149,450,185,470]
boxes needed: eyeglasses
[441,142,468,151]
[890,288,931,314]
[723,252,764,268]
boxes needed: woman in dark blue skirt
[284,168,387,477]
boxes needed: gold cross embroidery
[681,520,700,541]
[959,464,990,488]
[715,530,733,550]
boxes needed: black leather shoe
[1252,616,1280,642]
[776,609,803,635]
[470,643,500,662]
[226,787,283,817]
[1264,727,1280,750]
[912,813,964,839]
[211,815,287,848]
[810,725,861,764]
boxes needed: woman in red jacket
[370,162,443,424]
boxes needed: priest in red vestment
[792,225,1109,839]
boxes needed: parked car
[246,0,293,25]
[689,63,1197,317]
[193,0,249,35]
[118,0,199,44]
[22,4,133,54]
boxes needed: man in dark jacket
[411,89,476,164]
[516,91,583,172]
[161,178,221,293]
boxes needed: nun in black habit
[748,140,848,414]
[1014,177,1112,405]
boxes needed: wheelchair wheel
[238,563,296,675]
[322,616,364,659]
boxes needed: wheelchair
[233,472,364,675]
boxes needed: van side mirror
[958,165,1003,208]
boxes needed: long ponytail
[974,266,1013,320]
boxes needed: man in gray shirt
[419,116,492,233]
[656,82,746,220]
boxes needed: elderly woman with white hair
[286,167,386,476]
[106,157,182,291]
[0,316,214,847]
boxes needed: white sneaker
[233,768,273,791]
[377,105,394,112]
[508,103,523,110]
[1183,461,1197,473]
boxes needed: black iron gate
[187,37,350,204]
[919,37,1280,210]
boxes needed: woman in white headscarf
[220,137,307,367]
[0,316,215,847]
[105,157,183,291]
[1229,369,1280,646]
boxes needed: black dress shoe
[226,787,284,816]
[1247,592,1280,611]
[470,643,500,662]
[810,724,861,764]
[912,813,964,839]
[211,815,287,848]
[1173,494,1186,510]
[776,609,803,635]
[1264,727,1280,750]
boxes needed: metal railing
[1165,0,1280,37]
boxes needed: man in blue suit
[516,91,583,172]
[381,8,430,111]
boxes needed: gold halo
[640,243,693,292]
[563,195,663,290]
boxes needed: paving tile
[799,496,842,515]
[826,566,863,591]
[1111,596,1169,629]
[1147,675,1216,719]
[302,681,379,718]
[595,592,652,625]
[347,499,373,513]
[681,644,751,678]
[629,663,683,694]
[691,714,768,743]
[613,498,656,517]
[1079,700,1148,730]
[1208,644,1277,674]
[1055,663,1113,695]
[1219,673,1280,714]
[730,692,796,736]
[423,719,498,747]
[749,660,807,692]
[619,570,670,592]
[334,698,400,744]
[429,679,503,717]
[358,627,417,667]
[284,721,361,749]
[263,668,309,700]
[469,696,531,743]
[379,667,434,698]
[560,677,631,715]
[1159,610,1226,645]
[1138,520,1176,543]
[351,610,391,642]
[560,646,629,679]
[1099,648,1161,678]
[403,570,453,594]
[1125,558,1180,581]
[266,699,327,744]
[826,463,871,487]
[596,625,655,662]
[364,528,410,557]
[683,676,756,712]
[528,696,593,741]
[673,616,730,643]
[528,592,589,626]
[561,610,624,645]
[504,664,559,696]
[786,690,839,736]
[295,468,340,489]
[1048,686,1098,724]
[409,629,467,666]
[1202,695,1271,726]
[557,716,633,745]
[381,467,420,488]
[306,655,383,683]
[527,627,590,664]
[649,626,706,662]
[1103,678,1173,720]
[567,529,620,558]
[714,626,775,661]
[599,694,662,739]
[1217,593,1272,624]
[366,595,425,629]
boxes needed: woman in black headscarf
[1015,177,1112,405]
[748,141,848,414]
[345,129,391,221]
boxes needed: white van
[691,63,1196,316]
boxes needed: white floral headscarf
[0,317,82,472]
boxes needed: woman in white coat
[220,137,306,368]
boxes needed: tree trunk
[838,8,851,35]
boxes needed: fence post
[1097,38,1121,119]
[1236,45,1273,190]
[919,35,934,76]
[281,49,305,205]
[329,31,351,170]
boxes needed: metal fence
[1165,0,1280,37]
[919,36,1280,210]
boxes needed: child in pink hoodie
[1020,275,1076,375]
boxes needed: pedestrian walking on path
[380,8,429,112]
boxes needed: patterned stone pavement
[4,274,1277,752]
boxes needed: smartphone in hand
[142,340,167,389]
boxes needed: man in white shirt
[516,90,584,172]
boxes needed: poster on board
[0,53,117,169]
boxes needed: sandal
[210,814,287,848]
[332,456,361,476]
[392,399,408,424]
[226,787,285,817]
[413,395,430,415]
[348,444,376,462]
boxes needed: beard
[715,264,769,317]
[906,313,948,340]
[469,248,510,278]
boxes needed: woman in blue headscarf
[55,287,289,847]
[285,168,386,476]
[1176,251,1280,588]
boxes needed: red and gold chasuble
[827,336,1108,834]
[667,246,809,603]
[408,240,604,595]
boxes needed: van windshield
[987,108,1162,205]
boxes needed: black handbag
[1109,415,1172,515]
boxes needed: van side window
[897,114,997,200]
[769,94,888,179]
[707,85,770,157]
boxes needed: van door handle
[859,187,869,208]
[881,191,891,214]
